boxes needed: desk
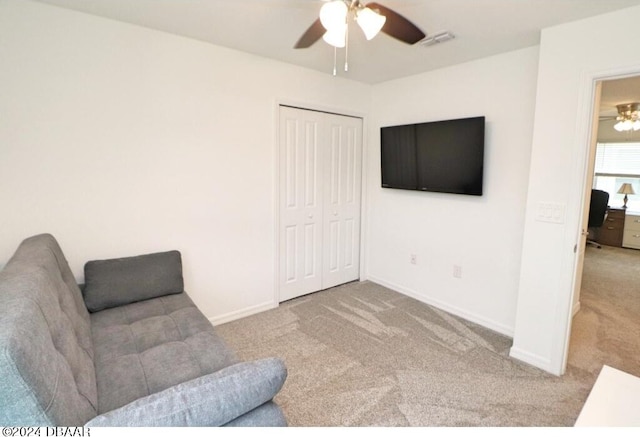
[575,365,640,426]
[597,208,625,247]
[623,211,640,249]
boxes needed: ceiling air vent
[419,31,455,47]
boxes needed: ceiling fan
[600,103,640,132]
[294,0,426,49]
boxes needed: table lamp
[617,183,635,209]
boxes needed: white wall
[366,47,539,336]
[512,5,640,375]
[0,0,370,323]
[6,0,640,376]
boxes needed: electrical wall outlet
[410,254,417,265]
[453,265,462,278]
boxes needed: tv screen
[381,116,485,196]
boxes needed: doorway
[277,105,364,302]
[566,75,640,374]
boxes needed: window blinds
[594,143,640,177]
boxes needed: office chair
[587,189,609,248]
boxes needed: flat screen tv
[380,116,485,196]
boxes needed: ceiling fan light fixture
[320,0,348,32]
[613,102,640,132]
[293,0,426,75]
[322,24,347,48]
[356,7,386,40]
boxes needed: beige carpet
[568,245,640,378]
[216,245,640,426]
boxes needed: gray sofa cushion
[85,358,287,426]
[91,292,238,414]
[0,234,97,426]
[84,250,184,312]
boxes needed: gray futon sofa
[0,234,287,426]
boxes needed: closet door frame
[274,102,367,304]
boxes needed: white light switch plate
[536,202,566,224]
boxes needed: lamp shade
[322,24,347,48]
[617,183,635,195]
[320,1,348,31]
[613,120,640,131]
[614,121,626,132]
[356,7,386,40]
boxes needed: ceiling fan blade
[366,2,426,44]
[294,18,325,49]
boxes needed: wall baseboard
[208,300,278,326]
[509,346,555,374]
[573,301,581,316]
[366,275,515,338]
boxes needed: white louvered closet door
[278,106,362,302]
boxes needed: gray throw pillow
[85,357,288,426]
[83,250,184,312]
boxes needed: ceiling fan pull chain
[333,46,337,76]
[344,19,349,72]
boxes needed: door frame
[273,100,368,305]
[557,65,640,374]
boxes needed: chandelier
[614,103,640,132]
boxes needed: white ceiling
[600,76,640,118]
[34,0,640,84]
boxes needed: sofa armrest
[85,357,287,427]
